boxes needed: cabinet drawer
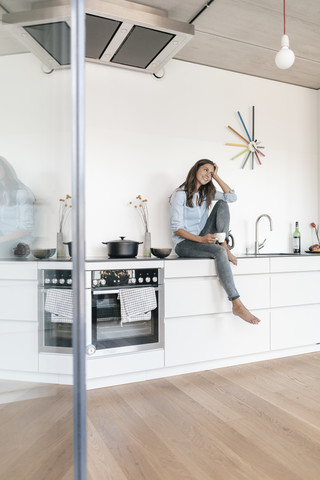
[164,257,269,278]
[0,320,38,372]
[165,274,269,318]
[165,310,270,366]
[271,305,320,349]
[0,281,37,321]
[0,262,38,280]
[87,349,165,379]
[270,256,320,273]
[270,272,320,307]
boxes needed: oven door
[39,287,73,353]
[91,287,162,353]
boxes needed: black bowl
[151,248,172,258]
[32,248,56,259]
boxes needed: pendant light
[275,0,295,69]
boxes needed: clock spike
[237,111,252,142]
[231,147,249,160]
[255,151,262,165]
[241,151,251,169]
[227,125,249,144]
[252,106,255,142]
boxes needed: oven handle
[92,289,120,295]
[92,287,159,295]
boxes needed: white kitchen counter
[1,255,320,388]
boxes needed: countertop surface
[1,252,319,263]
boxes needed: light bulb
[275,34,295,69]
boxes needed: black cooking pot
[102,236,142,258]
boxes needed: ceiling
[1,0,320,89]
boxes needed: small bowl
[151,248,172,258]
[32,248,56,259]
[13,243,31,258]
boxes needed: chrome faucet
[255,214,273,254]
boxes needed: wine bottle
[293,221,301,254]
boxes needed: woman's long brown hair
[179,159,216,208]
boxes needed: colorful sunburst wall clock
[226,106,265,169]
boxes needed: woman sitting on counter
[169,159,260,325]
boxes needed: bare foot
[232,299,260,324]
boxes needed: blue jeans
[175,200,240,301]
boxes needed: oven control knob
[152,276,158,283]
[131,278,137,284]
[67,278,72,285]
[92,279,98,287]
[44,278,51,284]
[138,277,144,283]
[145,277,151,283]
[100,279,106,286]
[52,278,58,284]
[59,278,65,285]
[86,344,96,356]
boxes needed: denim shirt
[169,188,237,247]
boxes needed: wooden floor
[1,352,320,479]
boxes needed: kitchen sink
[245,252,293,256]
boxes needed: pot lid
[104,236,140,244]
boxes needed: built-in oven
[38,268,73,353]
[89,267,164,355]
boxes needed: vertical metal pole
[71,1,86,479]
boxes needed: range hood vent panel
[3,0,194,74]
[86,14,120,60]
[111,25,175,70]
[24,21,71,66]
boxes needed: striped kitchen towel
[45,289,73,323]
[118,287,157,324]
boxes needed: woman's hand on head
[212,163,219,179]
[201,233,217,244]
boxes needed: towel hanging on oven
[45,289,73,323]
[118,287,157,324]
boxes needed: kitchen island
[1,254,320,388]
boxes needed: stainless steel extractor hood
[2,0,194,74]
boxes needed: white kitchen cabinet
[38,352,73,376]
[0,320,38,372]
[87,349,164,380]
[0,262,39,375]
[165,276,229,317]
[164,256,320,371]
[271,305,320,350]
[165,274,269,318]
[271,271,320,307]
[165,310,270,367]
[0,262,38,281]
[165,257,269,278]
[270,256,320,273]
[0,280,37,321]
[164,258,271,367]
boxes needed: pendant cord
[283,0,286,35]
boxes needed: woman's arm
[175,228,217,244]
[212,163,233,193]
[0,229,29,243]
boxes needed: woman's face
[195,163,214,191]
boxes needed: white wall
[85,59,319,256]
[0,54,72,247]
[0,53,319,256]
